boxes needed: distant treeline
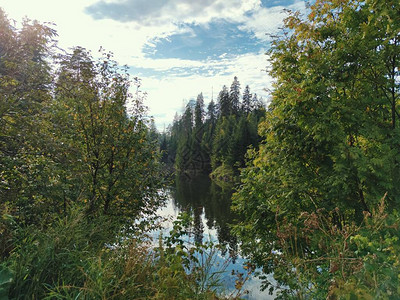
[162,76,266,178]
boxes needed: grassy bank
[0,209,245,299]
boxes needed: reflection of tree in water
[208,181,238,261]
[171,175,238,259]
[172,175,208,244]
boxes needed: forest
[161,77,265,181]
[1,0,400,299]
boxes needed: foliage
[233,0,400,297]
[158,213,227,299]
[0,8,190,299]
[1,208,111,298]
[210,164,235,184]
[0,264,13,300]
[1,208,240,299]
[271,196,400,299]
[164,77,265,178]
[0,9,164,227]
[0,8,58,224]
[52,47,164,222]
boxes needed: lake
[156,174,276,300]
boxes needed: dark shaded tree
[229,76,241,115]
[241,85,252,114]
[218,85,230,118]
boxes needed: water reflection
[158,174,275,300]
[170,175,238,258]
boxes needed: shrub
[270,195,400,299]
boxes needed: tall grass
[1,208,237,299]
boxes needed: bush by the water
[0,210,242,299]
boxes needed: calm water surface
[156,175,276,300]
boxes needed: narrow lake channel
[155,175,276,299]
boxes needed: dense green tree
[166,78,265,177]
[165,113,180,165]
[194,93,204,129]
[0,9,164,225]
[233,0,400,295]
[160,134,169,164]
[53,47,163,220]
[211,116,236,169]
[175,103,194,172]
[250,93,261,111]
[218,85,230,118]
[206,99,217,124]
[202,99,217,152]
[191,93,209,171]
[241,85,252,114]
[229,76,241,115]
[0,9,57,222]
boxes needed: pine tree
[160,134,169,164]
[166,79,264,176]
[192,93,207,172]
[242,85,252,114]
[229,76,241,115]
[194,93,205,129]
[250,93,259,111]
[175,104,194,172]
[218,85,230,117]
[207,99,217,124]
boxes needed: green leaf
[0,265,13,300]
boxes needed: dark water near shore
[156,174,276,299]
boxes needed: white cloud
[239,0,307,41]
[0,0,305,130]
[0,0,185,62]
[139,50,273,130]
[85,0,261,26]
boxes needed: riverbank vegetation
[2,0,400,298]
[233,0,400,298]
[0,9,237,299]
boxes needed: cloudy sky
[0,0,306,130]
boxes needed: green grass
[1,209,241,300]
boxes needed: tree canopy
[233,0,400,297]
[163,77,265,178]
[0,9,164,226]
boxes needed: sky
[0,0,306,130]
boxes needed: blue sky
[0,0,306,129]
[142,21,263,61]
